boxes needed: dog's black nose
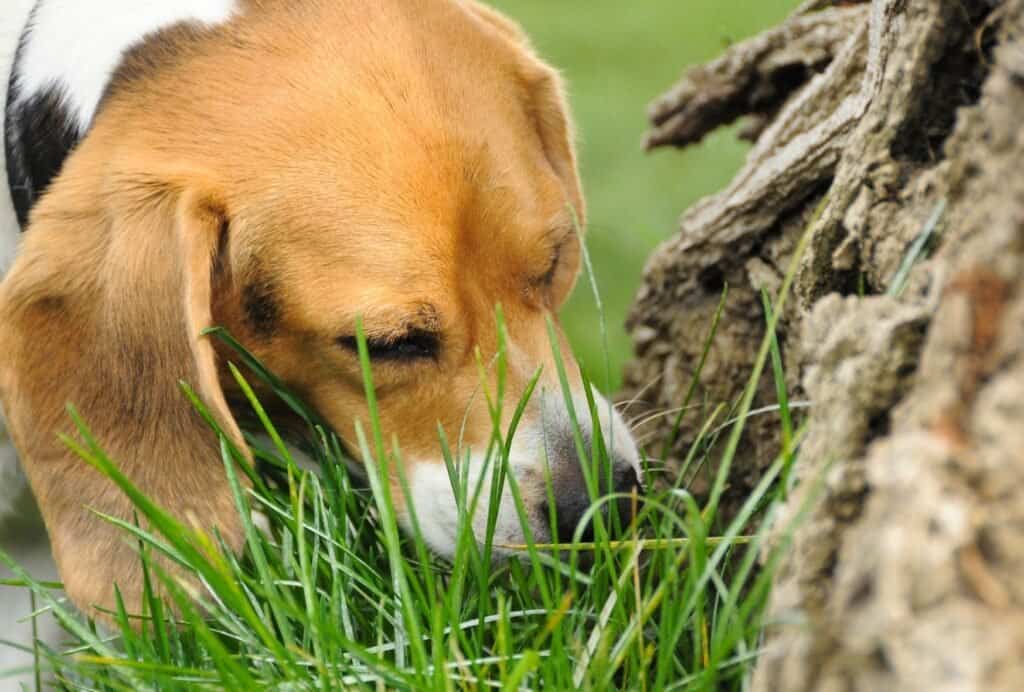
[544,453,643,545]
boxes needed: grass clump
[0,333,810,690]
[0,217,820,690]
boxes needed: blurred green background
[488,0,799,390]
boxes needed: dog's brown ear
[460,1,584,225]
[521,64,585,227]
[0,175,247,621]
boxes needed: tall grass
[0,215,820,690]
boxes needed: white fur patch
[408,429,545,556]
[14,0,238,132]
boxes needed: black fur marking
[243,277,280,338]
[4,84,81,227]
[5,2,85,228]
[4,4,30,227]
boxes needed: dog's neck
[2,0,239,237]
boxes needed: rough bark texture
[624,0,1024,688]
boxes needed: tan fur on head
[0,0,640,623]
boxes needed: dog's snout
[542,448,643,545]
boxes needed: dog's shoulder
[4,0,239,228]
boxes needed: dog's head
[0,0,640,617]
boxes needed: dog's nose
[544,452,643,544]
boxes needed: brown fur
[0,0,587,621]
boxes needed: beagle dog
[0,0,642,626]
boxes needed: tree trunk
[624,0,1023,688]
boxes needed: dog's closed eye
[337,329,440,363]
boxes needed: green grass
[0,205,820,690]
[489,0,800,389]
[1,5,814,688]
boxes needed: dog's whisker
[708,401,813,436]
[628,404,702,431]
[615,396,651,416]
[614,373,664,417]
[634,401,815,448]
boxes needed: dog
[0,0,642,637]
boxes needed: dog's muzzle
[408,384,643,559]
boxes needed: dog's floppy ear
[0,171,247,620]
[462,1,585,225]
[521,63,585,227]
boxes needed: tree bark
[624,0,1023,688]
